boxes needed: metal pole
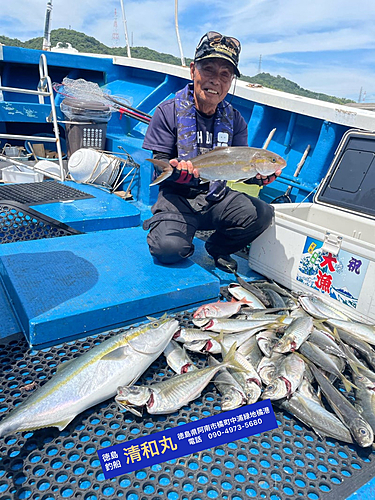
[119,0,132,58]
[175,0,186,67]
[42,0,53,51]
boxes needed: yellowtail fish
[0,316,179,437]
[148,146,286,186]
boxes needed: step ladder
[0,53,64,181]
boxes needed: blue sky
[1,0,374,102]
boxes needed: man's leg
[204,191,274,257]
[143,192,199,264]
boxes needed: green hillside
[0,28,353,105]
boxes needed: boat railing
[0,54,65,181]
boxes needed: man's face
[190,59,234,115]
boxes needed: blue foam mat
[0,227,220,349]
[31,181,141,232]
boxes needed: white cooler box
[249,130,375,324]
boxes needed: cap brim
[195,53,240,77]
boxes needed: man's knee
[147,234,194,264]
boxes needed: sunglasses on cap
[197,31,241,55]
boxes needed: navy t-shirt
[143,97,248,159]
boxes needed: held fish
[0,316,179,437]
[148,146,286,186]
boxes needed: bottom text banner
[98,399,278,479]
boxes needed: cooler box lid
[314,129,375,219]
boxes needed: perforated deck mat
[1,310,375,500]
[0,181,94,205]
[0,200,82,245]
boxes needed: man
[143,31,280,273]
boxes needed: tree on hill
[0,29,354,105]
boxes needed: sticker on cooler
[296,236,370,310]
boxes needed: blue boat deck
[0,188,257,348]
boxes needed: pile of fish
[2,278,375,451]
[117,280,375,448]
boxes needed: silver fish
[336,328,375,370]
[353,372,375,435]
[163,339,197,374]
[203,328,265,355]
[298,295,350,320]
[203,317,278,334]
[274,317,314,353]
[227,283,267,309]
[237,335,263,368]
[327,319,375,346]
[0,316,179,437]
[174,327,214,343]
[116,344,238,415]
[299,341,353,392]
[208,356,247,411]
[309,328,346,359]
[308,362,374,447]
[257,352,284,385]
[256,330,279,357]
[222,344,262,405]
[262,353,305,400]
[149,146,286,186]
[279,393,353,443]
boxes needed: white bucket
[68,148,120,186]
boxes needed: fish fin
[339,372,358,393]
[101,347,127,361]
[55,416,76,430]
[150,170,174,186]
[146,158,171,170]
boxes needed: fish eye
[152,321,160,327]
[272,158,276,163]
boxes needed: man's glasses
[197,31,241,55]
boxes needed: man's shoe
[205,243,238,273]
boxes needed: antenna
[42,0,53,51]
[175,0,186,66]
[119,0,131,58]
[258,55,262,74]
[112,8,119,48]
[358,87,363,103]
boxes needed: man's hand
[255,168,282,186]
[169,159,200,184]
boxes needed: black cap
[194,31,241,77]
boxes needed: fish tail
[222,342,239,370]
[147,159,173,186]
[339,372,358,393]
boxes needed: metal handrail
[0,54,64,182]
